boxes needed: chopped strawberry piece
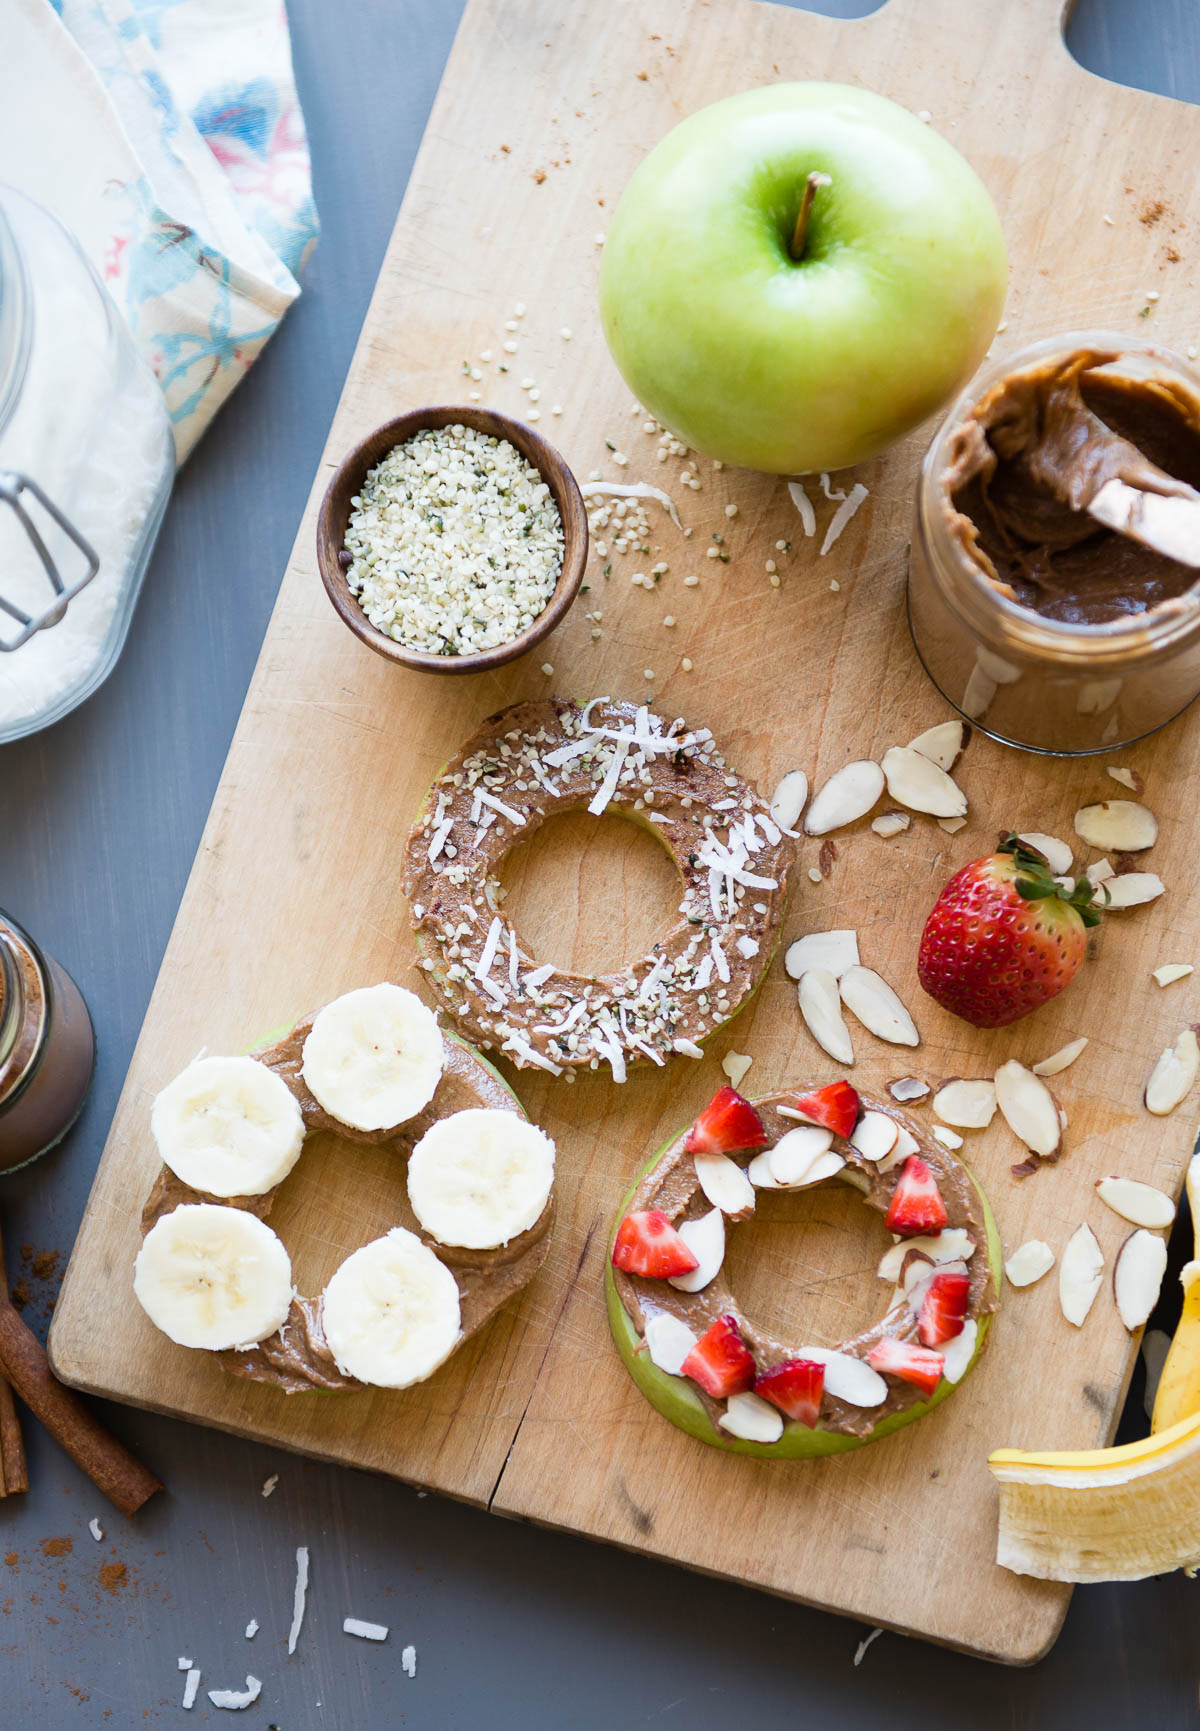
[793,1079,860,1139]
[684,1085,768,1156]
[884,1155,949,1236]
[918,1271,971,1347]
[867,1336,945,1397]
[611,1210,699,1279]
[681,1313,756,1398]
[755,1358,825,1427]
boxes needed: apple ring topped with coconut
[402,697,796,1081]
[133,983,556,1393]
[607,1081,1000,1455]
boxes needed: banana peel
[989,1151,1200,1583]
[1151,1152,1200,1433]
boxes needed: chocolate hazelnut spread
[0,912,94,1173]
[612,1092,997,1440]
[403,698,795,1079]
[943,348,1200,625]
[139,1029,553,1394]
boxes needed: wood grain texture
[49,0,1200,1663]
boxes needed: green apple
[599,82,1007,474]
[605,1126,1003,1459]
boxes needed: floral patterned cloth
[2,0,318,460]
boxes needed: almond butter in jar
[907,332,1200,754]
[0,911,94,1172]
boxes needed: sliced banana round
[151,1055,305,1197]
[406,1108,555,1250]
[301,983,443,1132]
[134,1204,293,1351]
[321,1227,462,1388]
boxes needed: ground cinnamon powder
[97,1562,126,1595]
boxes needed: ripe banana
[1151,1151,1200,1433]
[301,983,443,1131]
[134,1204,293,1351]
[321,1227,462,1387]
[151,1055,305,1196]
[406,1108,556,1249]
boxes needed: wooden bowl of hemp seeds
[316,405,588,674]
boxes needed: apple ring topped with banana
[607,1081,1000,1456]
[133,983,555,1393]
[403,696,796,1081]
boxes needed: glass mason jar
[0,910,94,1173]
[0,185,174,743]
[907,332,1200,755]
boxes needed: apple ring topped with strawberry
[606,1082,1000,1456]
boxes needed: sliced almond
[798,968,855,1064]
[784,929,859,981]
[643,1310,698,1375]
[994,1060,1062,1158]
[893,1125,921,1159]
[1016,832,1073,876]
[880,746,967,819]
[717,1390,785,1443]
[938,816,968,835]
[721,1050,753,1091]
[933,1078,997,1129]
[1086,857,1115,888]
[1032,1037,1088,1078]
[1005,1240,1055,1287]
[888,1076,929,1104]
[769,769,808,834]
[871,811,910,839]
[876,1228,975,1283]
[941,1318,978,1384]
[693,1152,756,1218]
[1145,1028,1200,1115]
[931,1124,963,1150]
[1074,799,1158,852]
[1107,766,1143,794]
[849,1111,899,1161]
[1095,1175,1176,1230]
[1113,1229,1168,1331]
[1059,1223,1104,1327]
[668,1208,725,1293]
[1153,963,1194,988]
[839,966,919,1047]
[778,1149,846,1190]
[907,719,968,773]
[796,1347,887,1406]
[1102,871,1165,910]
[803,760,884,836]
[768,1125,835,1185]
[747,1147,783,1189]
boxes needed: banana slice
[151,1055,305,1197]
[321,1227,462,1387]
[134,1204,293,1350]
[301,983,443,1131]
[406,1108,555,1249]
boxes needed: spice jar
[0,184,174,742]
[0,911,94,1173]
[907,332,1200,754]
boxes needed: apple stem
[789,171,833,262]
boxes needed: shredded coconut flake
[287,1546,309,1656]
[402,1644,417,1678]
[344,1617,389,1641]
[244,1619,258,1639]
[787,479,816,536]
[207,1676,262,1710]
[524,962,556,988]
[88,1518,104,1542]
[819,472,847,502]
[476,788,526,826]
[820,483,869,556]
[181,1669,201,1710]
[178,1657,194,1671]
[579,480,683,531]
[260,1474,279,1498]
[853,1627,884,1667]
[475,916,503,981]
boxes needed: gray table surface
[2,0,1200,1723]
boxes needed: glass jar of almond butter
[0,910,94,1172]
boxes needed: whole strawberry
[918,834,1102,1028]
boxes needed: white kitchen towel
[1,0,318,460]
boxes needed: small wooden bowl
[316,405,588,675]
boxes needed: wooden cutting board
[50,0,1200,1663]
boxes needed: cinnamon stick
[0,1367,27,1497]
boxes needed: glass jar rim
[919,329,1200,667]
[0,191,31,446]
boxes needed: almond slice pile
[798,968,855,1065]
[881,746,967,819]
[784,928,859,980]
[1102,872,1165,910]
